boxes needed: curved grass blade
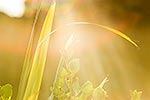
[23,2,56,100]
[37,22,138,49]
[16,0,44,100]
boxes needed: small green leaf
[0,84,13,100]
[81,81,93,95]
[58,67,68,78]
[93,88,108,100]
[65,34,74,50]
[130,90,142,100]
[92,76,108,100]
[72,77,80,96]
[69,58,80,74]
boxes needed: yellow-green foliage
[0,84,12,100]
[130,90,142,100]
[49,34,138,100]
[49,56,108,100]
[49,35,108,100]
[49,39,142,99]
[16,1,140,100]
[49,57,108,100]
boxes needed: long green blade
[23,2,56,100]
[16,0,44,100]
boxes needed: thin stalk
[37,22,138,49]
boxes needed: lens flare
[0,0,25,17]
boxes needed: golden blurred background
[0,0,150,100]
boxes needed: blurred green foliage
[50,53,108,100]
[0,84,12,100]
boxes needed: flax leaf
[22,2,56,100]
[16,0,44,100]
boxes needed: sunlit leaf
[65,34,74,50]
[58,67,68,79]
[81,81,93,95]
[99,76,109,88]
[92,76,108,100]
[22,2,56,100]
[130,90,142,100]
[16,0,44,100]
[66,22,138,47]
[0,84,12,100]
[72,77,80,96]
[69,58,80,75]
[93,87,108,100]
